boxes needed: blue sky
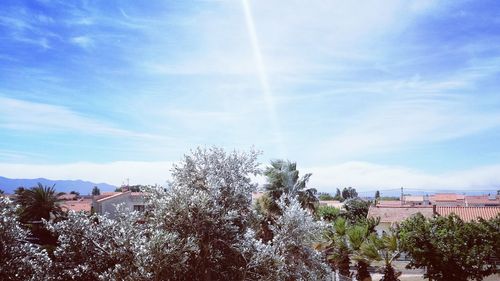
[1,0,500,191]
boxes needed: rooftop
[436,206,500,222]
[60,199,92,212]
[367,206,434,223]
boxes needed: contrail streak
[241,0,286,156]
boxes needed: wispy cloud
[0,97,166,140]
[1,0,500,190]
[308,161,500,191]
[70,36,94,49]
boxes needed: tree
[347,225,379,281]
[264,159,318,213]
[377,231,401,281]
[14,183,63,223]
[323,217,380,280]
[69,190,80,197]
[375,190,380,200]
[399,213,499,281]
[2,147,333,280]
[343,198,371,223]
[46,207,151,280]
[270,195,331,280]
[316,205,341,222]
[0,197,51,281]
[318,192,334,201]
[92,186,100,196]
[334,188,342,201]
[341,187,358,201]
[14,184,63,245]
[324,217,351,276]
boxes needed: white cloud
[0,160,498,192]
[307,161,500,191]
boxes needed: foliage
[316,205,342,222]
[14,183,63,223]
[69,191,79,196]
[270,195,331,280]
[115,185,144,192]
[377,231,401,281]
[343,198,371,223]
[263,159,318,213]
[399,213,499,281]
[341,187,358,202]
[333,188,342,201]
[91,186,100,196]
[374,190,380,200]
[0,197,51,281]
[46,207,151,281]
[1,148,332,280]
[318,192,334,201]
[323,216,381,280]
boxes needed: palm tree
[264,159,318,213]
[377,231,401,281]
[324,217,351,277]
[347,225,380,281]
[323,218,382,281]
[15,183,64,223]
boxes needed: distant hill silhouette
[0,176,116,195]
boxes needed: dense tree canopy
[341,187,358,202]
[0,198,51,281]
[0,147,331,281]
[399,213,499,281]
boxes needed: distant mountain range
[0,176,116,195]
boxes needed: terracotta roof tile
[367,206,434,223]
[436,206,500,222]
[431,193,465,202]
[61,199,92,212]
[465,195,500,205]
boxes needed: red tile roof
[61,199,92,212]
[436,206,500,222]
[431,193,465,202]
[367,206,434,223]
[465,195,499,206]
[58,193,78,200]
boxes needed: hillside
[0,176,116,195]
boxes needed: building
[92,191,146,218]
[465,195,500,207]
[435,206,500,222]
[430,193,466,206]
[368,205,500,235]
[402,195,431,206]
[367,206,435,235]
[60,199,92,213]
